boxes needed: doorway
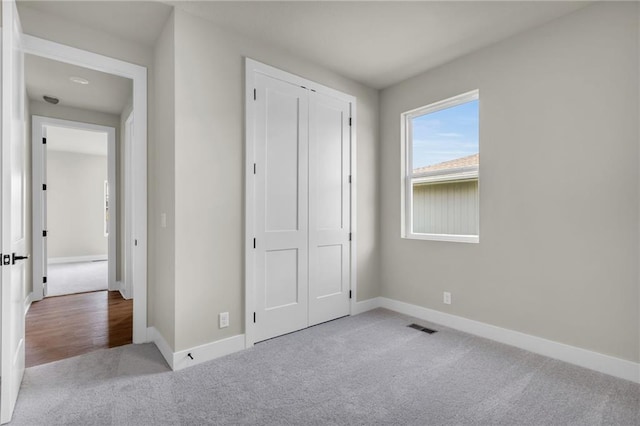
[32,118,117,299]
[20,33,148,343]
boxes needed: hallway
[26,291,132,367]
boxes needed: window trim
[401,90,480,244]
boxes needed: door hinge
[42,137,47,145]
[349,290,352,299]
[135,239,138,246]
[349,233,352,241]
[42,230,48,237]
[253,163,256,175]
[253,312,256,323]
[253,88,256,101]
[42,183,47,191]
[348,175,351,184]
[349,117,352,127]
[253,238,256,249]
[43,276,47,284]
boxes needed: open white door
[1,0,27,423]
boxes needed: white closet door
[308,91,351,326]
[254,73,309,342]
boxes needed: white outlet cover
[219,312,229,328]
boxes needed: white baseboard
[48,255,107,264]
[352,297,382,315]
[173,334,245,371]
[24,292,33,316]
[147,327,245,372]
[147,327,174,370]
[376,297,639,384]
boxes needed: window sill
[403,233,479,244]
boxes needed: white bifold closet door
[253,70,351,343]
[308,92,351,327]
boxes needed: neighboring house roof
[412,153,479,185]
[413,153,479,175]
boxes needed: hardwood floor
[26,290,132,368]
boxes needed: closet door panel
[254,73,309,342]
[308,91,351,326]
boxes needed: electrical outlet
[219,312,229,328]
[443,292,452,305]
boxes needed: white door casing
[31,117,117,300]
[123,111,134,299]
[245,58,356,345]
[21,34,148,343]
[1,0,27,422]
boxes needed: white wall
[171,9,380,351]
[47,150,107,258]
[380,2,639,363]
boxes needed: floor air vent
[408,324,437,334]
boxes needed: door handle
[11,253,29,265]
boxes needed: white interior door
[1,0,27,422]
[253,73,309,342]
[308,92,351,326]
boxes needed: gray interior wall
[380,2,640,363]
[172,8,380,351]
[152,12,176,349]
[46,150,107,258]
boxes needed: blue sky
[412,99,479,169]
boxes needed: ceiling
[17,0,173,47]
[26,54,133,115]
[170,1,591,89]
[46,125,108,156]
[19,1,590,90]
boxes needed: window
[402,90,479,243]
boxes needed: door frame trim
[22,34,148,343]
[31,116,117,299]
[243,58,357,347]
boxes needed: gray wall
[47,150,107,258]
[152,11,176,349]
[171,8,380,351]
[380,2,639,363]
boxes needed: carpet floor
[47,261,108,297]
[11,309,640,425]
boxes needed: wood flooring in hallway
[26,290,133,367]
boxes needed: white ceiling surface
[46,125,108,157]
[26,54,133,115]
[20,1,589,90]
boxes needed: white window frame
[401,90,479,244]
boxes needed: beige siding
[412,180,478,235]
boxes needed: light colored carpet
[47,261,108,297]
[11,309,640,425]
